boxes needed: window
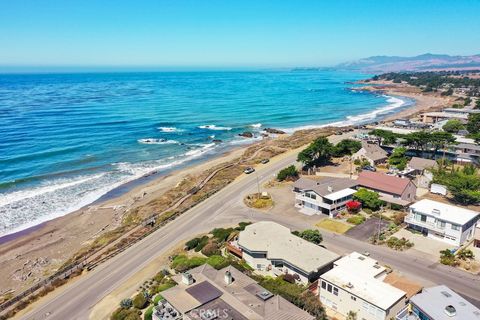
[321,281,326,290]
[351,296,356,301]
[420,215,427,222]
[451,224,461,231]
[333,287,339,296]
[327,284,332,293]
[437,220,446,229]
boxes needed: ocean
[0,70,413,236]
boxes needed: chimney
[224,270,233,285]
[327,186,333,193]
[182,272,194,285]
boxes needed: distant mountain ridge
[336,53,480,73]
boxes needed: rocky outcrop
[263,128,286,134]
[238,132,254,138]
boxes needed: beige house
[319,252,408,320]
[237,221,339,284]
[352,141,388,166]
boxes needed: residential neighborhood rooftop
[410,285,480,320]
[238,221,340,273]
[360,141,388,161]
[162,264,315,320]
[357,171,413,196]
[408,156,438,171]
[293,176,358,197]
[409,199,479,225]
[322,252,406,311]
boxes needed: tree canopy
[353,188,385,211]
[442,119,465,133]
[368,129,399,145]
[432,164,480,205]
[467,113,480,134]
[388,147,408,170]
[332,139,362,157]
[297,137,334,167]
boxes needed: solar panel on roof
[186,281,223,305]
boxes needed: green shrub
[235,221,252,231]
[132,293,148,309]
[440,249,456,266]
[292,229,323,244]
[185,237,201,250]
[354,188,385,211]
[153,294,164,306]
[277,165,299,181]
[120,298,133,309]
[206,255,230,270]
[363,208,373,214]
[194,236,209,252]
[386,237,413,251]
[144,306,154,320]
[211,228,234,242]
[347,215,365,225]
[153,272,165,283]
[170,255,207,273]
[456,248,475,260]
[111,307,141,320]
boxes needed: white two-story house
[319,252,408,320]
[405,199,479,246]
[293,177,358,217]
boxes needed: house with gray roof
[236,221,339,284]
[396,285,480,320]
[293,176,358,217]
[352,141,388,166]
[154,264,314,320]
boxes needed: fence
[0,162,236,314]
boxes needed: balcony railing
[404,215,447,234]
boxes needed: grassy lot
[316,219,351,234]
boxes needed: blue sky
[0,0,479,70]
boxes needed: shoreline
[0,90,408,241]
[0,80,453,297]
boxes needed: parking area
[392,228,455,260]
[345,218,389,241]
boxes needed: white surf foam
[157,127,182,132]
[249,123,262,128]
[138,138,178,144]
[198,124,232,131]
[282,95,410,133]
[0,142,220,237]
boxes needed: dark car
[260,158,269,164]
[244,167,255,174]
[362,165,376,172]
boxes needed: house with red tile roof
[356,171,417,206]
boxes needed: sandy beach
[0,80,455,302]
[0,146,246,298]
[358,80,457,122]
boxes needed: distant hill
[336,53,480,73]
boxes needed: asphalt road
[19,137,480,319]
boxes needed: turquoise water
[0,71,412,235]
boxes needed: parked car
[244,167,255,174]
[362,165,376,172]
[260,158,269,164]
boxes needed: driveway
[345,217,389,241]
[392,228,455,261]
